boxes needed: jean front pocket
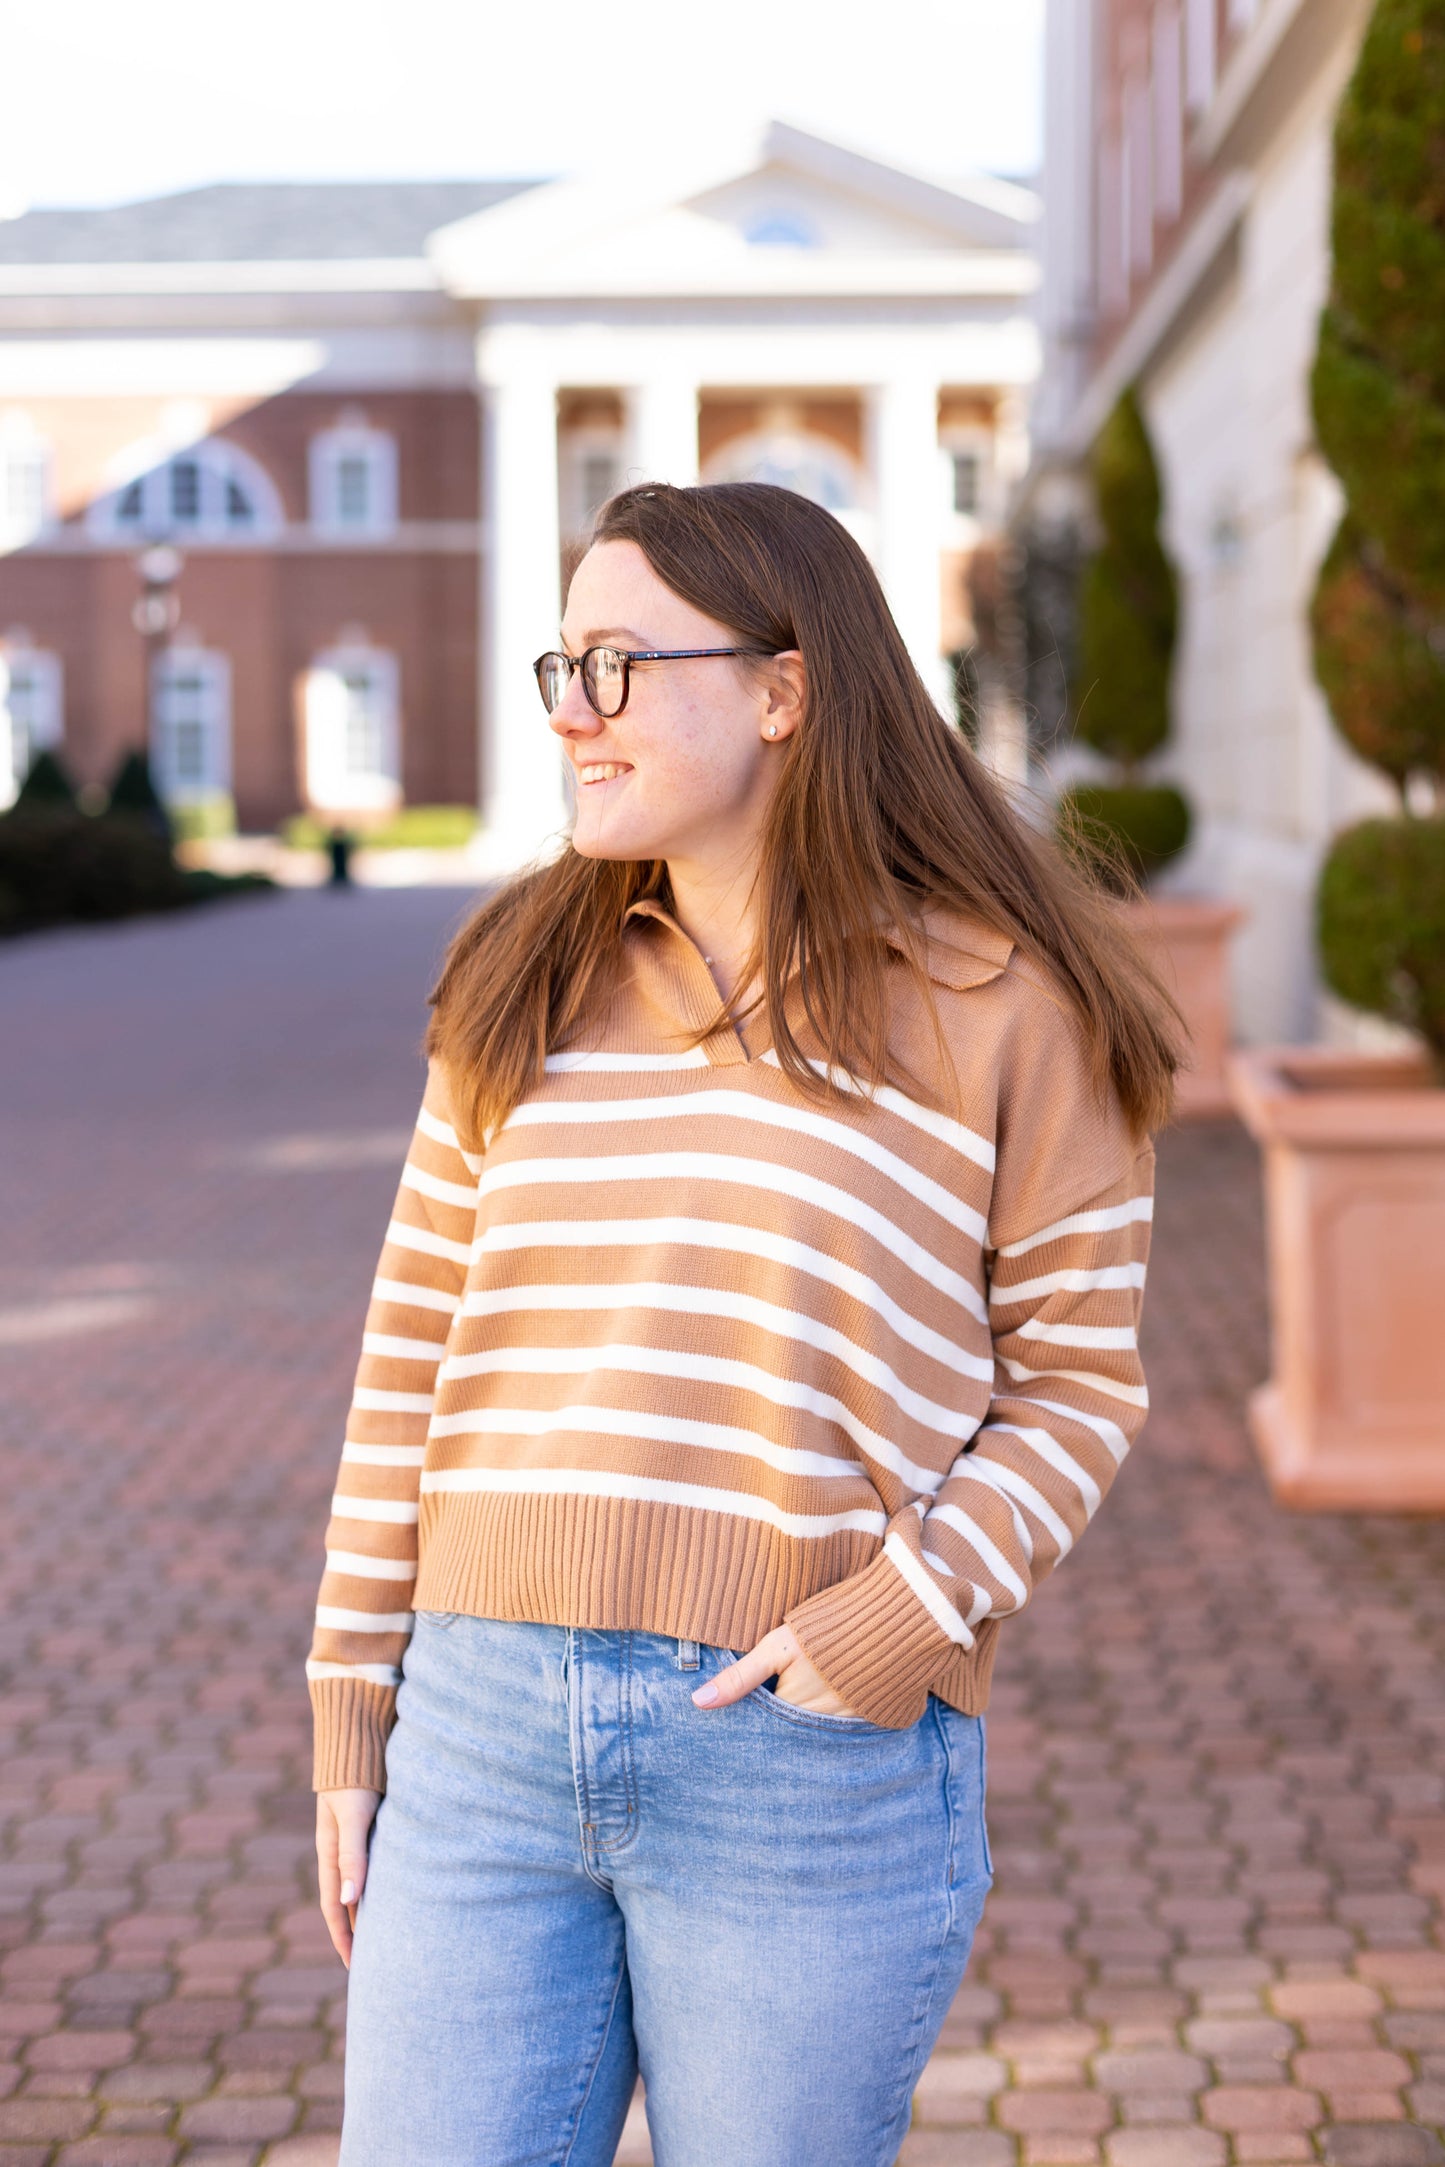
[416,1610,460,1630]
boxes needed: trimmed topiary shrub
[1310,0,1445,1073]
[1060,386,1189,886]
[0,809,186,930]
[1317,816,1445,1056]
[106,749,173,842]
[14,749,78,809]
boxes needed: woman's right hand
[316,1786,382,1968]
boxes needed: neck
[665,849,760,1008]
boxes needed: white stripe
[922,1547,952,1574]
[315,1606,415,1634]
[401,1162,480,1212]
[341,1442,427,1467]
[362,1333,446,1362]
[373,1276,461,1315]
[384,1218,472,1267]
[427,1399,861,1483]
[973,1421,1102,1515]
[479,1153,987,1303]
[761,1052,995,1172]
[993,1195,1154,1258]
[990,1262,1146,1304]
[440,1334,957,1493]
[475,1213,989,1338]
[545,1049,710,1071]
[352,1387,435,1414]
[883,1531,974,1646]
[458,1276,990,1398]
[504,1090,987,1240]
[925,1503,1031,1608]
[1010,1394,1131,1464]
[415,1104,483,1172]
[419,1463,887,1541]
[305,1659,402,1686]
[325,1549,415,1581]
[330,1493,420,1525]
[947,1455,1073,1555]
[1015,1319,1139,1351]
[996,1356,1149,1409]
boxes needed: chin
[569,805,666,862]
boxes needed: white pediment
[428,121,1038,303]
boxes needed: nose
[546,668,602,743]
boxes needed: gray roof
[0,180,543,264]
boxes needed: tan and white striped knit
[309,901,1155,1791]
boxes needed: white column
[866,378,950,712]
[477,367,569,868]
[626,377,700,488]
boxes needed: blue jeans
[340,1614,993,2167]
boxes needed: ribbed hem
[310,1677,396,1794]
[412,1488,882,1656]
[785,1551,958,1728]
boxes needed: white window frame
[0,413,53,549]
[0,643,63,806]
[90,439,283,544]
[309,416,398,540]
[302,642,402,815]
[151,645,232,804]
[559,428,625,540]
[939,430,995,543]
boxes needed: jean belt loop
[676,1638,700,1671]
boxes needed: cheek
[640,710,761,814]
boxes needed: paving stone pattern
[0,890,1441,2167]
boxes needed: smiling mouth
[577,762,634,786]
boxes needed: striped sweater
[309,901,1155,1791]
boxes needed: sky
[2,0,1044,214]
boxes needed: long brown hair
[429,481,1181,1145]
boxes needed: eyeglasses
[533,644,768,720]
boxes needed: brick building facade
[0,131,1039,853]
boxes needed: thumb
[337,1838,370,1908]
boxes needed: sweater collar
[621,897,1014,993]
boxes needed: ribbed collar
[621,896,1014,994]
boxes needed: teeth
[580,763,629,784]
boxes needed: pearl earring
[767,724,778,737]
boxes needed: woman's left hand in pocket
[691,1624,855,1716]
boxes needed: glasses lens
[584,647,626,717]
[536,653,570,714]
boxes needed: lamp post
[131,543,183,760]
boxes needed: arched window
[0,414,52,548]
[91,439,282,543]
[309,414,398,539]
[0,639,63,805]
[743,210,821,248]
[151,645,231,803]
[702,428,862,513]
[302,638,401,814]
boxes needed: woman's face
[552,539,801,870]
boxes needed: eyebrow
[560,627,651,652]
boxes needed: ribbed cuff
[786,1552,957,1728]
[310,1676,397,1793]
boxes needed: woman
[311,482,1177,2167]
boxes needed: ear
[759,650,805,742]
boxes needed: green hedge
[1058,784,1192,896]
[0,808,270,937]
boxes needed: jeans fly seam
[595,1630,640,1858]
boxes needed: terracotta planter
[1228,1045,1445,1511]
[1125,896,1245,1119]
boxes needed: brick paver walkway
[1,890,1442,2167]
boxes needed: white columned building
[430,123,1041,865]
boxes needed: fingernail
[691,1681,720,1706]
[340,1879,356,1904]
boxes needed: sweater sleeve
[307,1061,478,1791]
[786,985,1156,1729]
